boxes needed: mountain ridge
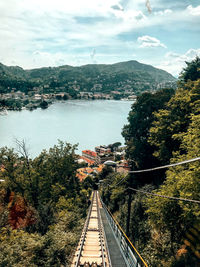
[0,60,176,95]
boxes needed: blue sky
[0,0,200,76]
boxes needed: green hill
[0,60,176,95]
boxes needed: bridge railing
[101,201,148,267]
[74,191,95,267]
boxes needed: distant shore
[0,91,136,112]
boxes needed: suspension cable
[128,157,200,173]
[101,157,200,203]
[105,156,200,188]
[128,187,200,204]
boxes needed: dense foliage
[0,141,91,266]
[101,57,200,266]
[122,88,174,185]
[0,60,176,95]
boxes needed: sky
[0,0,200,77]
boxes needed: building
[79,156,94,166]
[98,153,114,164]
[76,164,104,182]
[34,94,42,100]
[82,150,99,165]
[95,145,111,154]
[76,167,94,181]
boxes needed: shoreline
[0,97,135,112]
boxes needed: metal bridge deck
[71,191,147,267]
[100,207,127,267]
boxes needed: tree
[33,141,79,205]
[149,79,200,165]
[101,58,200,266]
[146,114,200,265]
[0,140,89,264]
[0,147,25,197]
[98,165,114,180]
[179,56,200,83]
[63,94,69,100]
[122,88,174,185]
[40,100,48,109]
[108,142,122,152]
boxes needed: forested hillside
[101,57,200,266]
[0,141,92,266]
[0,60,176,95]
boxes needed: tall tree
[179,56,200,83]
[149,79,200,165]
[146,113,200,265]
[122,88,174,185]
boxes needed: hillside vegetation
[101,57,200,266]
[0,60,176,95]
[0,141,92,266]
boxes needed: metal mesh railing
[101,201,148,267]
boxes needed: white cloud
[31,51,94,68]
[0,0,199,71]
[186,5,200,16]
[0,0,151,69]
[156,48,200,76]
[154,9,173,16]
[137,35,167,48]
[111,4,124,11]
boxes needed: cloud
[186,5,200,16]
[31,50,96,68]
[156,48,200,76]
[111,4,124,11]
[110,5,146,24]
[32,51,62,67]
[137,35,167,48]
[18,0,124,18]
[0,0,199,71]
[152,0,188,10]
[154,9,172,16]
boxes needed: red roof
[82,150,97,157]
[80,156,95,165]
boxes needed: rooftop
[82,150,97,157]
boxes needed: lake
[0,100,133,157]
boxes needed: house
[34,94,42,100]
[82,150,99,165]
[79,156,95,166]
[76,167,94,181]
[98,153,114,164]
[95,145,111,154]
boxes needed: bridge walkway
[100,207,127,267]
[71,191,147,267]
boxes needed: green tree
[149,79,200,165]
[122,88,174,184]
[146,114,200,265]
[179,56,200,83]
[108,142,122,152]
[40,100,48,109]
[0,140,89,265]
[33,141,79,205]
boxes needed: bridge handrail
[96,192,107,267]
[74,191,95,267]
[101,200,148,267]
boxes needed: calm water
[0,100,132,157]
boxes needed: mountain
[0,60,176,95]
